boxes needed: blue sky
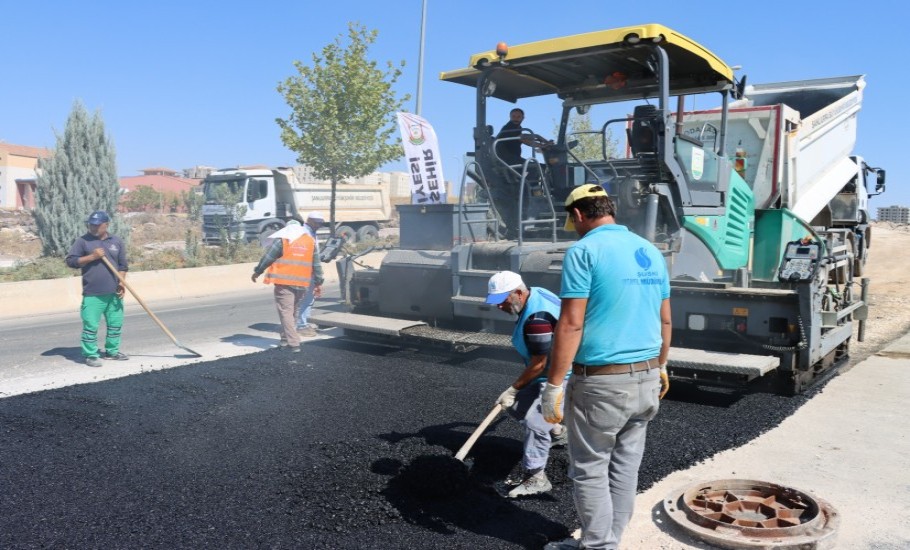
[3,0,905,208]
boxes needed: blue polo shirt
[560,224,669,365]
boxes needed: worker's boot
[507,469,552,498]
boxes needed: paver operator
[541,184,671,550]
[485,270,569,498]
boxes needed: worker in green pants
[79,294,124,360]
[65,211,129,368]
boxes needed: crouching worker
[485,270,569,498]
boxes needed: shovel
[454,403,503,462]
[100,255,203,358]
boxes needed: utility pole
[416,0,427,115]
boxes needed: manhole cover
[664,479,839,549]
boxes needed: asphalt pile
[0,339,812,549]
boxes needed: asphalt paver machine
[319,24,885,394]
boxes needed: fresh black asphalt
[0,338,813,549]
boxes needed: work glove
[541,383,564,424]
[659,363,670,399]
[496,386,519,409]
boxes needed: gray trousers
[566,367,660,550]
[274,284,306,346]
[509,379,568,471]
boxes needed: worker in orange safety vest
[251,220,323,351]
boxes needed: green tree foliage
[34,101,129,257]
[182,189,205,221]
[121,185,164,212]
[561,111,618,162]
[276,23,408,232]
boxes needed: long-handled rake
[100,256,202,358]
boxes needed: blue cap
[86,211,110,225]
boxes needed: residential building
[877,205,910,224]
[139,167,180,177]
[0,142,51,209]
[183,165,216,179]
[389,171,410,198]
[292,164,328,185]
[120,173,200,195]
[120,170,201,212]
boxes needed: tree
[121,185,164,212]
[559,111,618,162]
[34,101,129,257]
[276,23,408,233]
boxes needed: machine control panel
[778,240,821,282]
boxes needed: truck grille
[203,214,234,228]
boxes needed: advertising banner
[396,112,446,204]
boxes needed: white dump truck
[680,75,885,276]
[201,168,392,244]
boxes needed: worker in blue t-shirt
[485,270,568,498]
[542,184,671,550]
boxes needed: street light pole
[416,0,427,115]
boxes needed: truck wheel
[335,225,356,243]
[356,225,379,242]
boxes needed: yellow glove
[659,362,670,399]
[541,383,564,423]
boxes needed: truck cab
[201,168,289,245]
[201,168,392,245]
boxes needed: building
[0,142,51,209]
[120,170,201,212]
[138,167,181,177]
[120,173,200,195]
[389,171,411,198]
[292,165,328,185]
[877,205,910,224]
[351,171,391,186]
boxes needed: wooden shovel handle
[454,404,503,462]
[99,255,180,345]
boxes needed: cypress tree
[34,100,129,257]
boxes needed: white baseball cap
[306,211,326,222]
[485,271,524,304]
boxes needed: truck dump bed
[275,183,392,225]
[683,75,864,221]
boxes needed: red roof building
[120,174,200,194]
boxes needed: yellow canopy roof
[440,24,734,103]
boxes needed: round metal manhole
[663,479,839,549]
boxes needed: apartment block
[877,205,910,224]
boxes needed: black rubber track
[0,339,814,549]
